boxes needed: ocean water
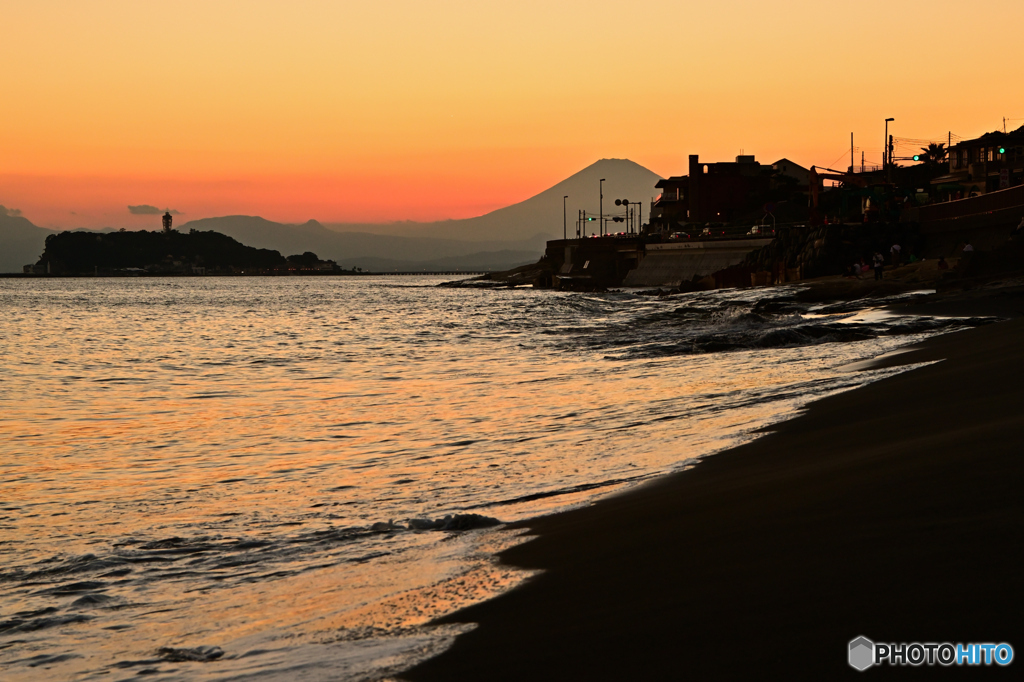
[0,277,987,680]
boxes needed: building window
[987,149,993,162]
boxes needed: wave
[540,289,997,359]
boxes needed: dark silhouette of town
[492,123,1024,291]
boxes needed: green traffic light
[913,155,920,161]
[999,147,1006,154]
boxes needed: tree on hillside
[286,251,320,268]
[919,142,947,165]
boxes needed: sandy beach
[406,283,1024,679]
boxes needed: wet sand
[406,286,1024,679]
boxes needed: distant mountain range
[1,159,663,272]
[175,215,549,272]
[0,211,55,273]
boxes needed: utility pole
[884,117,894,183]
[618,199,634,233]
[563,195,568,241]
[599,178,606,237]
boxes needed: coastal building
[771,158,810,188]
[649,175,688,231]
[649,154,772,231]
[931,124,1024,199]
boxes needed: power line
[893,136,951,146]
[823,148,853,169]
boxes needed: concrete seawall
[918,184,1024,256]
[623,238,772,287]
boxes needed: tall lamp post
[563,195,568,240]
[884,117,894,180]
[599,178,606,237]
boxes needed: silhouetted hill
[0,211,55,272]
[38,229,286,274]
[325,158,664,242]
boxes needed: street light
[599,178,606,237]
[615,198,634,234]
[563,195,568,240]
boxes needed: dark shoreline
[405,284,1024,679]
[0,271,487,278]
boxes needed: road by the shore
[405,285,1024,679]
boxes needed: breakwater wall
[622,239,771,287]
[537,222,939,291]
[918,184,1024,255]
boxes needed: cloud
[128,205,181,215]
[1,205,23,217]
[127,204,161,214]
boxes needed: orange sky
[3,0,1023,229]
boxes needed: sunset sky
[3,0,1023,229]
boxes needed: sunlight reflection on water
[0,276,977,680]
